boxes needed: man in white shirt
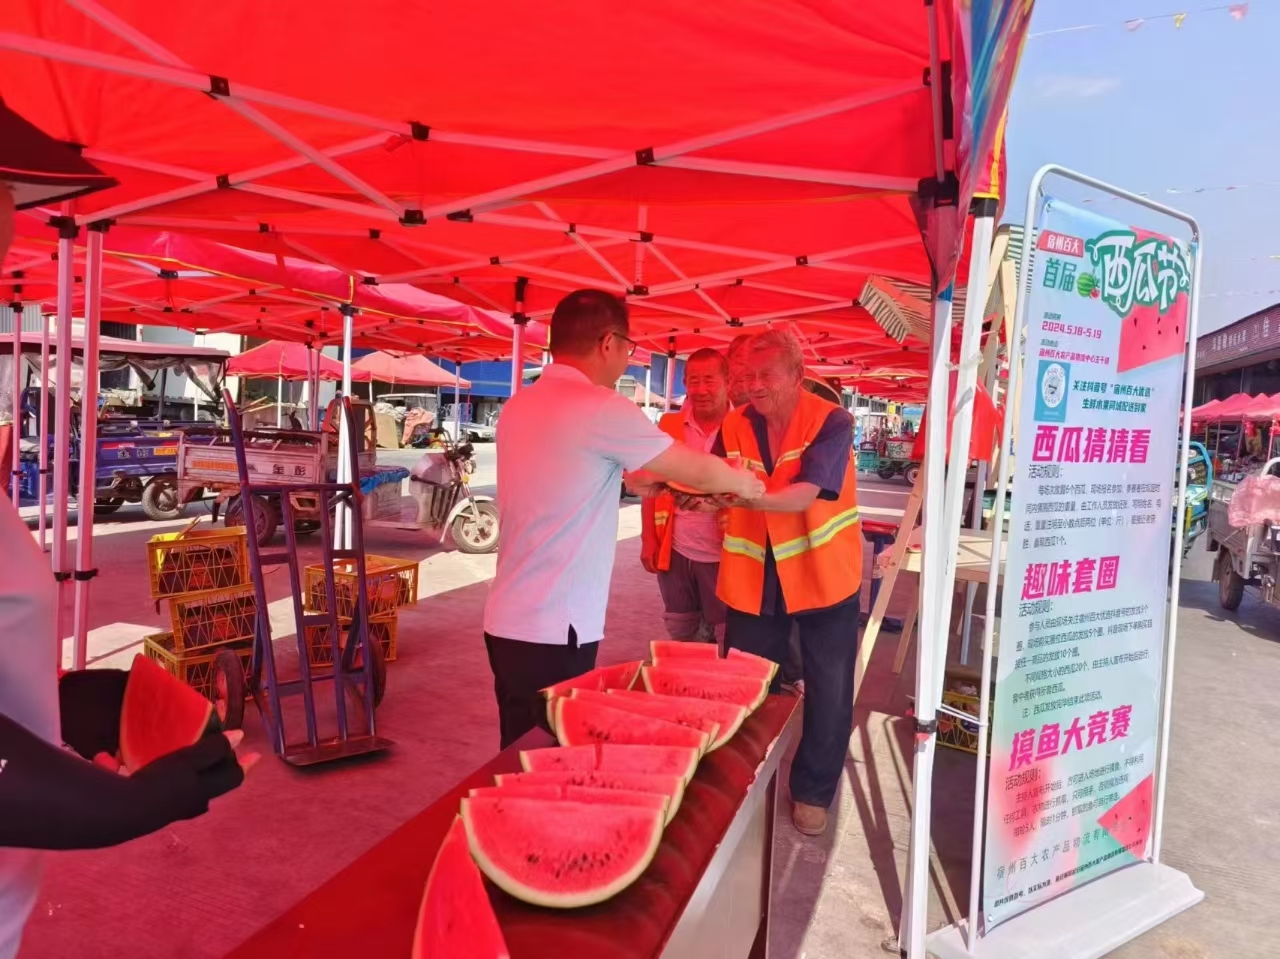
[483,290,764,747]
[640,348,731,646]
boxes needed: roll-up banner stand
[926,165,1204,959]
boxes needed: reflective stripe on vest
[771,505,861,560]
[722,534,766,563]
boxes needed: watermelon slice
[554,697,710,754]
[650,640,719,662]
[1097,773,1154,859]
[596,661,643,690]
[724,648,780,683]
[118,653,219,771]
[498,770,686,823]
[462,796,665,909]
[470,784,669,819]
[519,743,701,783]
[641,665,770,711]
[412,817,510,959]
[572,688,722,747]
[607,689,748,751]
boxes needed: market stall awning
[0,0,1030,365]
[354,351,470,389]
[227,339,370,382]
[1201,392,1256,422]
[1190,398,1222,422]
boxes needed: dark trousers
[725,592,860,808]
[484,629,599,749]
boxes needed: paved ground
[12,460,1271,959]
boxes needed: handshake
[625,468,765,506]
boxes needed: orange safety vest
[716,391,861,615]
[639,412,686,572]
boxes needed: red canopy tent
[1201,392,1255,422]
[353,351,470,389]
[1190,398,1223,423]
[228,340,370,382]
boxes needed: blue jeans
[725,592,860,808]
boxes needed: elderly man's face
[727,353,752,406]
[684,357,728,417]
[742,347,801,417]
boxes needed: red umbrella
[353,352,470,389]
[227,341,371,382]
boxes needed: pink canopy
[1201,392,1255,422]
[227,340,371,382]
[1190,398,1223,423]
[354,352,471,389]
[1243,393,1280,421]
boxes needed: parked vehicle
[1206,455,1280,610]
[876,438,921,485]
[1182,441,1212,557]
[407,437,499,554]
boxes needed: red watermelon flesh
[650,640,719,662]
[497,770,685,824]
[412,817,510,959]
[518,743,701,782]
[572,689,724,747]
[468,784,669,819]
[1097,773,1155,859]
[641,666,769,711]
[724,648,780,683]
[118,653,218,771]
[596,660,644,690]
[554,697,709,754]
[609,691,747,752]
[461,797,665,909]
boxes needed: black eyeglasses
[602,330,638,357]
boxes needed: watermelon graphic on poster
[981,198,1191,930]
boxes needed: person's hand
[727,469,766,502]
[92,730,261,778]
[640,555,659,574]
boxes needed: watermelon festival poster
[982,197,1192,930]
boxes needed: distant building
[1194,302,1280,402]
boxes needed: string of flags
[1030,2,1249,39]
[1075,179,1280,205]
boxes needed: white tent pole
[511,276,529,395]
[71,227,106,671]
[37,308,50,550]
[663,342,676,411]
[8,310,22,502]
[335,306,355,550]
[51,218,77,652]
[644,364,652,411]
[962,308,1005,659]
[275,373,283,427]
[902,285,954,959]
[947,208,995,668]
[452,356,462,439]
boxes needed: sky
[1003,0,1280,333]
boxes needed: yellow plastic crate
[304,612,397,667]
[302,554,418,618]
[938,666,989,756]
[168,584,258,652]
[143,630,252,701]
[147,523,249,600]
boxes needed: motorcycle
[408,438,499,554]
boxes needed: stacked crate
[143,521,254,700]
[301,554,418,668]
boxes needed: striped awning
[859,276,967,344]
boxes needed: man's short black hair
[549,289,629,357]
[686,347,728,378]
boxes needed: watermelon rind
[607,689,748,751]
[412,817,510,959]
[724,648,780,683]
[497,770,685,824]
[596,660,644,690]
[649,640,719,663]
[461,797,665,908]
[641,665,769,711]
[119,653,218,771]
[554,697,710,754]
[571,688,723,748]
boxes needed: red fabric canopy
[1201,392,1256,423]
[1190,398,1223,423]
[0,0,1029,386]
[353,352,470,389]
[911,374,1001,463]
[227,340,370,382]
